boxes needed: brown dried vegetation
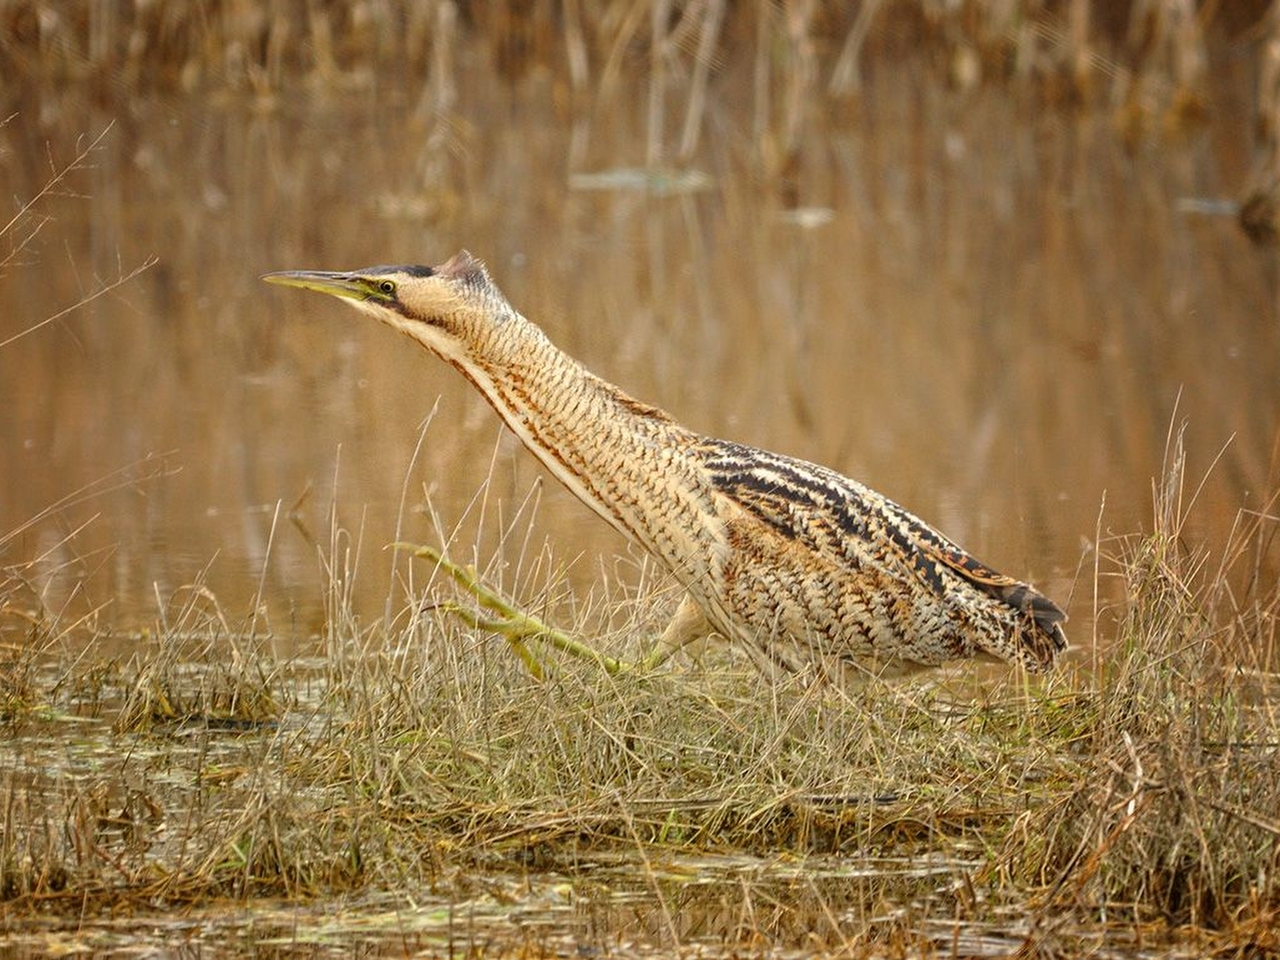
[2,3,1279,955]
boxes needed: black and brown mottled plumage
[264,251,1067,676]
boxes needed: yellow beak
[262,270,390,303]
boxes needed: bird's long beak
[261,270,369,301]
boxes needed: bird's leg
[401,543,627,676]
[633,595,715,671]
[429,601,548,680]
[401,543,716,678]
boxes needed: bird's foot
[399,542,630,678]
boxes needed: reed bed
[1,434,1276,954]
[10,1,1280,241]
[2,2,1271,143]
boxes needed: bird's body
[264,251,1067,675]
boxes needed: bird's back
[690,438,1067,674]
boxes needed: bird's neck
[443,316,714,574]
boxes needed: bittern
[264,251,1067,677]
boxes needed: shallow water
[0,847,1193,958]
[2,18,1277,661]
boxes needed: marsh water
[6,26,1278,651]
[3,8,1280,956]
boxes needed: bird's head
[263,250,513,362]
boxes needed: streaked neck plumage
[393,255,716,588]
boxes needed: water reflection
[0,850,1185,957]
[2,43,1276,650]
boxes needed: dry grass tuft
[0,432,1276,953]
[1003,430,1280,945]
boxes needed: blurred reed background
[2,7,1280,950]
[2,1,1278,653]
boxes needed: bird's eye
[378,279,396,296]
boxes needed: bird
[263,251,1067,678]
